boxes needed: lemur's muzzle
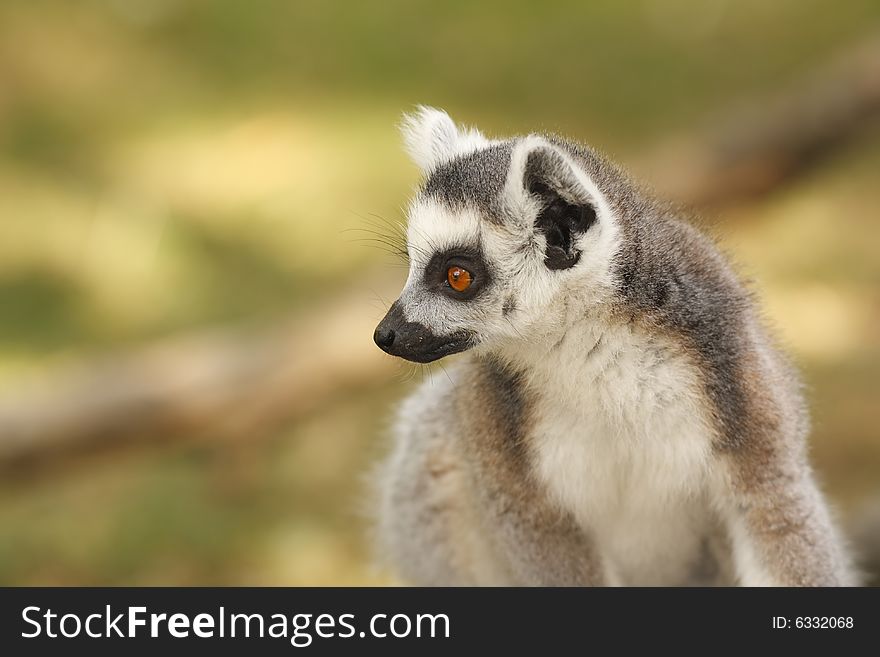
[374,301,472,363]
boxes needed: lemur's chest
[523,326,718,583]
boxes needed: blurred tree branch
[646,32,880,207]
[0,281,399,474]
[1,33,879,472]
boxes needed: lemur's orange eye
[447,265,472,292]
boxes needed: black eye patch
[422,246,492,301]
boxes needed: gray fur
[422,142,513,223]
[377,357,607,585]
[373,110,855,586]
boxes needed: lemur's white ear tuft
[400,106,490,173]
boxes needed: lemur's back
[372,108,854,586]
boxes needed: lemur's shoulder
[615,207,803,453]
[549,133,802,453]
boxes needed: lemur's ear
[400,106,490,173]
[505,138,602,270]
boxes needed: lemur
[371,107,855,586]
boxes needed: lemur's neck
[485,291,622,390]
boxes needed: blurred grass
[0,0,878,584]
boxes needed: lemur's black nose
[374,326,396,350]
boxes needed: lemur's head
[374,107,620,363]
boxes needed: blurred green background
[0,0,878,585]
